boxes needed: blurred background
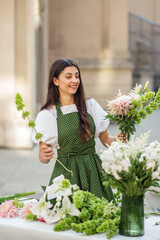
[0,0,160,148]
[0,0,160,206]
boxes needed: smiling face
[53,66,80,101]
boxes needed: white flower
[72,184,79,191]
[46,174,72,200]
[100,141,130,175]
[139,141,160,166]
[50,196,80,223]
[152,171,160,180]
[112,171,121,180]
[121,160,131,172]
[42,209,56,224]
[146,161,156,171]
[128,132,150,159]
[30,197,52,219]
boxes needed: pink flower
[0,200,19,218]
[38,217,46,222]
[19,202,32,218]
[108,95,132,116]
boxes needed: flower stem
[25,115,73,175]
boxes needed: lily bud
[143,80,149,91]
[135,84,142,94]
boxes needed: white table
[0,216,160,240]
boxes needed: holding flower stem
[15,93,73,175]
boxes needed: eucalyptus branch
[15,93,73,176]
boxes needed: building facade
[0,0,160,148]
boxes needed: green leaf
[28,120,36,128]
[35,132,43,140]
[22,111,30,119]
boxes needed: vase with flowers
[100,132,160,236]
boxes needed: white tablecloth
[0,216,160,240]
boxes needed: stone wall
[0,0,160,148]
[48,0,133,108]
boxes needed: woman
[32,58,124,201]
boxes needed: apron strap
[56,101,63,116]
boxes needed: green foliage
[35,132,43,140]
[25,212,38,221]
[28,120,36,128]
[54,215,79,231]
[12,198,24,208]
[97,218,120,239]
[22,111,30,119]
[102,155,160,197]
[61,179,70,188]
[54,190,120,239]
[15,92,44,140]
[78,207,92,222]
[154,88,160,103]
[15,93,25,111]
[106,82,160,140]
[0,192,35,204]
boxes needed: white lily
[51,196,80,223]
[46,174,72,200]
[30,197,52,219]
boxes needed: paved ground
[0,109,160,208]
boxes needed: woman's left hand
[116,131,128,142]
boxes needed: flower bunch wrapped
[100,132,160,196]
[106,81,160,140]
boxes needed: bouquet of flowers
[0,174,121,239]
[100,132,160,196]
[106,81,160,140]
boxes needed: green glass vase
[119,194,144,237]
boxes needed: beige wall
[0,0,160,148]
[48,0,133,105]
[49,0,102,59]
[129,0,160,23]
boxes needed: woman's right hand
[39,142,54,163]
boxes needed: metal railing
[129,13,160,91]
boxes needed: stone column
[0,0,16,146]
[35,0,49,110]
[0,0,36,148]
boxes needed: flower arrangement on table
[0,175,120,239]
[101,132,160,196]
[106,81,160,140]
[100,132,160,236]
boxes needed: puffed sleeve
[32,108,59,149]
[86,98,110,138]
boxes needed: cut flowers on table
[0,174,121,239]
[100,132,160,197]
[106,81,160,140]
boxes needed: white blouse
[32,98,109,149]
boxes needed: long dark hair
[41,58,92,141]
